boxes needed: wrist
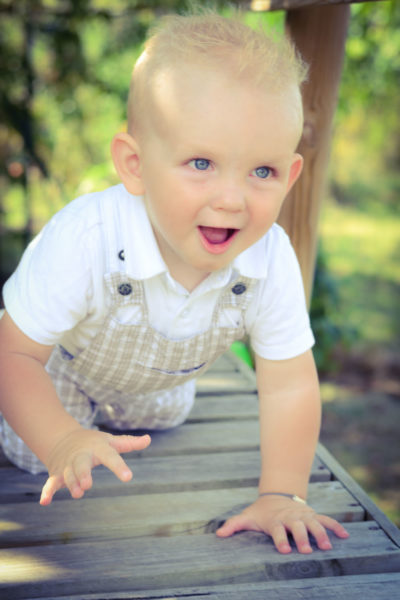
[258,492,306,504]
[41,420,84,465]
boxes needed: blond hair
[128,11,308,135]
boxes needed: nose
[209,178,246,213]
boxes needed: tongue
[200,226,229,244]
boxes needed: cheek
[252,187,287,221]
[251,202,280,231]
[147,195,188,240]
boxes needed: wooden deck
[1,351,400,599]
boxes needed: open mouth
[198,226,239,254]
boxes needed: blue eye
[190,158,210,171]
[253,166,272,179]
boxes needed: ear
[111,132,145,196]
[285,153,304,194]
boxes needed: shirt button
[118,283,132,296]
[231,283,246,295]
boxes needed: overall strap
[211,274,258,326]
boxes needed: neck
[168,265,210,292]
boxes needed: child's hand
[216,495,349,554]
[39,428,151,505]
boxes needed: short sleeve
[247,228,315,360]
[2,206,98,346]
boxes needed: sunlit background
[0,0,399,524]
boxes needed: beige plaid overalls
[1,208,257,474]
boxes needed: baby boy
[0,11,349,554]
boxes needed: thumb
[216,513,259,538]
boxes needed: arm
[257,349,320,499]
[216,350,349,553]
[0,312,150,504]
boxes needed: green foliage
[340,1,400,110]
[319,199,400,355]
[310,246,357,374]
[230,340,254,369]
[331,0,400,211]
[311,1,400,372]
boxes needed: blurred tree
[0,1,154,211]
[311,0,400,371]
[0,0,189,281]
[0,0,242,281]
[331,0,400,209]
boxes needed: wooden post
[278,4,350,305]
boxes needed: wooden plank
[115,420,261,457]
[95,391,259,429]
[0,451,331,502]
[0,481,363,547]
[206,353,239,373]
[317,443,400,549]
[196,372,257,394]
[1,523,399,599]
[30,573,400,600]
[196,351,257,394]
[187,393,258,422]
[0,421,261,468]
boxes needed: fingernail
[321,541,332,550]
[342,530,350,537]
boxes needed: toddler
[0,11,349,554]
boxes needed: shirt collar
[120,187,168,280]
[232,232,269,280]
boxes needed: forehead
[143,63,303,151]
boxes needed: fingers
[215,500,350,555]
[290,520,313,554]
[40,474,64,506]
[270,514,349,554]
[40,432,151,504]
[109,433,151,454]
[95,445,133,483]
[269,523,292,554]
[68,452,94,494]
[104,433,151,482]
[290,515,349,553]
[40,453,94,505]
[306,518,333,551]
[317,514,350,539]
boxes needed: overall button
[118,250,125,261]
[118,283,132,296]
[231,282,246,295]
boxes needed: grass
[319,199,400,354]
[318,197,400,526]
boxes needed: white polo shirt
[3,184,314,361]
